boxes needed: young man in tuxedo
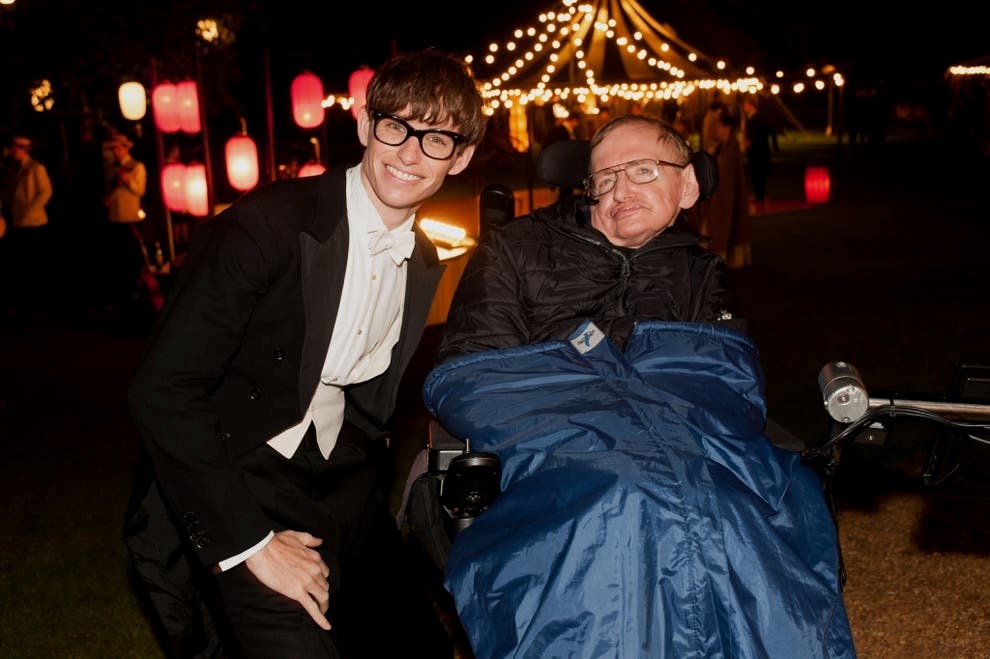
[127,48,487,658]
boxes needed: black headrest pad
[537,140,591,190]
[691,151,719,202]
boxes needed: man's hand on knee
[245,529,332,630]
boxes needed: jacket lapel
[298,170,349,408]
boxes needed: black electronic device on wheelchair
[402,420,501,570]
[429,421,502,537]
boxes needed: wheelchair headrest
[537,140,591,190]
[536,139,719,202]
[692,151,718,202]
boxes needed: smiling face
[357,105,475,229]
[588,121,699,248]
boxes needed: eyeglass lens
[587,159,661,197]
[373,112,458,160]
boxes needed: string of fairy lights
[460,0,844,114]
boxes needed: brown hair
[365,48,487,147]
[589,114,692,167]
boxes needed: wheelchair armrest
[428,418,468,474]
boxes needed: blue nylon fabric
[424,321,855,659]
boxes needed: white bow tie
[368,229,416,265]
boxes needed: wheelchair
[404,139,990,571]
[402,138,721,570]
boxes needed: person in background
[102,133,151,313]
[0,134,53,319]
[741,94,773,208]
[126,48,487,658]
[701,95,726,155]
[700,109,752,269]
[104,133,149,244]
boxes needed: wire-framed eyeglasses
[370,109,467,161]
[584,158,687,198]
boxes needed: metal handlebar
[819,361,990,424]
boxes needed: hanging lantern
[118,82,147,121]
[291,71,325,128]
[298,161,326,178]
[160,162,187,212]
[298,136,325,178]
[152,82,181,133]
[804,165,831,205]
[225,119,259,192]
[176,80,201,134]
[348,67,374,120]
[184,163,210,217]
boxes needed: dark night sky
[294,1,987,84]
[1,0,985,162]
[219,0,988,93]
[3,0,985,107]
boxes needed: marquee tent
[465,0,763,111]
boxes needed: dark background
[2,0,985,144]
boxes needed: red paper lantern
[804,165,831,205]
[176,80,201,134]
[152,82,181,133]
[298,161,326,178]
[291,72,325,128]
[160,162,187,212]
[184,163,210,217]
[225,133,259,191]
[348,67,375,120]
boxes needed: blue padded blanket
[424,321,855,659]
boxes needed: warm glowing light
[29,80,54,112]
[161,163,187,212]
[184,163,210,217]
[292,72,325,128]
[118,82,147,120]
[152,82,181,133]
[419,218,468,246]
[225,129,259,191]
[805,166,830,205]
[196,18,219,43]
[949,65,990,76]
[298,162,326,178]
[176,80,201,133]
[419,217,477,260]
[348,67,375,120]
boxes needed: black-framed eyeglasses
[584,158,687,198]
[369,109,466,161]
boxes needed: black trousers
[211,426,452,659]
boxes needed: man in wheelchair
[410,114,855,657]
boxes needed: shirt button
[371,274,377,281]
[356,329,362,335]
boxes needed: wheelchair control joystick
[439,440,502,537]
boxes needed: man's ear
[446,144,477,176]
[356,106,370,147]
[678,163,700,209]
